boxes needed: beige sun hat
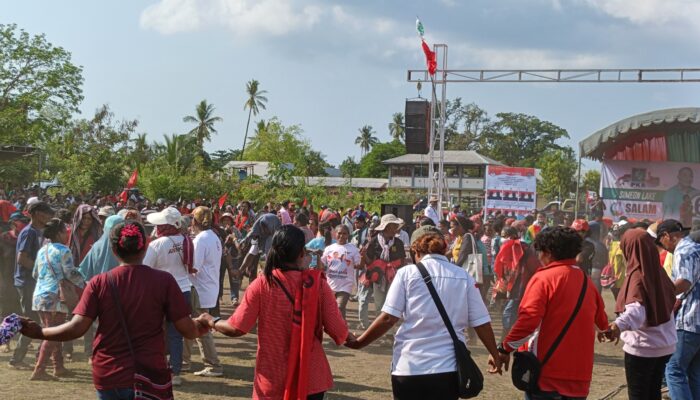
[374,214,404,231]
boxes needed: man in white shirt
[424,195,440,226]
[183,206,223,377]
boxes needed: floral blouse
[32,242,85,313]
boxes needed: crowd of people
[1,186,700,400]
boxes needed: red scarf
[156,224,195,273]
[276,268,323,400]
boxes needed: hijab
[615,228,676,327]
[70,204,103,265]
[79,215,124,281]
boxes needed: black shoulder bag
[511,268,587,393]
[415,262,483,399]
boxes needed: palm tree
[156,134,196,174]
[241,79,268,160]
[388,112,405,142]
[355,125,378,157]
[130,133,151,168]
[183,100,222,150]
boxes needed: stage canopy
[579,107,700,163]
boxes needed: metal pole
[437,44,447,219]
[574,145,582,218]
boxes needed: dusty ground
[0,286,629,400]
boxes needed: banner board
[601,160,700,226]
[484,166,537,218]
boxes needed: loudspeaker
[381,204,415,231]
[405,99,430,154]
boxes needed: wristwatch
[497,343,510,355]
[211,316,222,329]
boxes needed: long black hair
[264,224,307,283]
[320,221,333,246]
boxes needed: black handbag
[416,262,483,399]
[511,268,588,393]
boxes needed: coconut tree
[355,125,378,157]
[241,79,268,160]
[183,100,222,149]
[388,112,405,142]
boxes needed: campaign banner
[601,160,700,226]
[484,166,537,218]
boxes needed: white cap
[146,207,182,227]
[27,196,39,205]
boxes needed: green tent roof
[579,107,700,160]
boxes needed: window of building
[444,166,459,178]
[413,165,428,177]
[462,166,484,178]
[391,165,412,177]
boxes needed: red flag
[119,190,128,204]
[218,193,228,209]
[421,39,437,75]
[126,169,138,189]
[302,197,308,207]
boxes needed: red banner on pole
[126,169,138,189]
[218,193,228,209]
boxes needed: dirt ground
[0,285,629,400]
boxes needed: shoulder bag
[44,246,83,312]
[416,262,483,398]
[511,268,588,393]
[463,233,483,284]
[108,272,174,400]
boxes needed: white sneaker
[171,375,182,386]
[194,367,223,377]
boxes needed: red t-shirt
[228,270,349,399]
[73,265,190,390]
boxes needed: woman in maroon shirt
[20,221,207,400]
[199,225,353,400]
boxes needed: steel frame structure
[410,51,700,218]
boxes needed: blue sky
[4,0,700,169]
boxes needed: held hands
[344,332,362,350]
[196,313,216,331]
[598,322,621,345]
[487,353,505,375]
[19,317,43,339]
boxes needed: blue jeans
[501,299,520,342]
[96,388,134,400]
[167,290,191,376]
[666,329,700,400]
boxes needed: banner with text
[484,166,537,218]
[601,160,700,226]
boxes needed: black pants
[307,392,324,400]
[392,372,458,400]
[624,352,671,400]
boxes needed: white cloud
[582,0,700,28]
[140,0,323,36]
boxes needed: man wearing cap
[358,214,406,331]
[9,201,54,368]
[184,207,223,377]
[144,207,195,385]
[659,219,700,399]
[424,196,440,226]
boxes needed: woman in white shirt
[346,226,502,400]
[321,225,361,320]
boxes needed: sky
[4,0,700,169]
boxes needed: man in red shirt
[497,226,609,399]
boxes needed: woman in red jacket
[498,226,609,400]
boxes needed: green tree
[129,133,151,169]
[183,99,222,150]
[241,79,268,160]
[537,147,578,201]
[581,169,601,192]
[210,149,241,171]
[152,133,197,174]
[355,125,378,157]
[339,156,359,178]
[388,112,405,142]
[444,100,490,151]
[0,23,84,183]
[45,105,135,193]
[358,140,406,178]
[479,113,569,167]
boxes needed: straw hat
[375,214,404,231]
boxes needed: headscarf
[155,224,195,274]
[615,228,676,326]
[79,215,124,281]
[70,204,103,265]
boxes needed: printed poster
[484,166,537,218]
[601,160,700,226]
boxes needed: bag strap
[107,271,136,359]
[540,268,588,366]
[468,233,477,255]
[43,245,65,281]
[415,262,462,347]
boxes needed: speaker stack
[404,99,431,154]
